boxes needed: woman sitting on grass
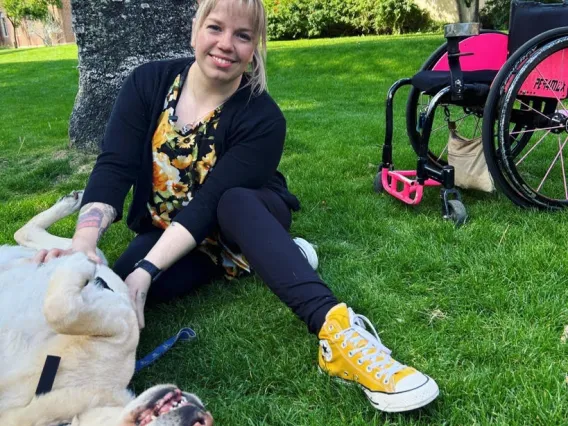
[45,0,438,413]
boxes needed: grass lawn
[2,35,568,425]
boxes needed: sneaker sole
[362,376,439,413]
[319,368,439,413]
[293,237,318,270]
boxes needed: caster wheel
[373,172,384,193]
[446,199,467,226]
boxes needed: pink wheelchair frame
[380,33,508,207]
[377,13,568,225]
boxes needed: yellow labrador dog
[0,191,213,426]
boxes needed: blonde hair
[193,0,268,96]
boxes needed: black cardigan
[82,58,299,243]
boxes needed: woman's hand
[125,268,152,329]
[42,236,102,264]
[43,201,116,264]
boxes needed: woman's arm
[174,113,286,243]
[80,64,154,221]
[72,202,117,257]
[126,222,197,328]
[44,202,117,263]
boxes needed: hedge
[263,0,434,40]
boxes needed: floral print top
[147,73,250,279]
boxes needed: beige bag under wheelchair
[447,121,495,193]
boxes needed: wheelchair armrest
[444,23,480,39]
[442,23,480,102]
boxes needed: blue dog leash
[134,327,197,373]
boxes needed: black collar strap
[35,355,61,396]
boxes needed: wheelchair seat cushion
[412,70,498,96]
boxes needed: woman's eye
[238,33,252,41]
[207,25,221,32]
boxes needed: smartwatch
[133,259,163,283]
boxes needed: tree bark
[69,0,197,152]
[7,16,18,48]
[456,0,479,23]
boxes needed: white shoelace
[339,310,405,383]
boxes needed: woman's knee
[217,187,258,227]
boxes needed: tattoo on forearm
[77,209,103,229]
[76,203,117,241]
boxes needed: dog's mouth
[135,388,200,426]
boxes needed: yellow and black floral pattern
[147,74,250,279]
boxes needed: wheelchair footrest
[381,168,440,205]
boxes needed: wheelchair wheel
[446,199,467,226]
[483,27,568,209]
[406,33,503,168]
[494,35,568,209]
[373,172,383,193]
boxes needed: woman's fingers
[31,249,48,264]
[43,247,73,262]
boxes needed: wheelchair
[374,0,568,225]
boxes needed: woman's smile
[209,53,236,68]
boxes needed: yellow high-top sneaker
[318,303,439,412]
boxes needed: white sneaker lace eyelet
[366,366,372,372]
[341,342,346,348]
[375,373,381,379]
[334,333,339,339]
[357,359,363,365]
[383,378,389,384]
[348,351,353,357]
[328,325,333,331]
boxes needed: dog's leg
[44,253,136,337]
[0,386,133,426]
[13,191,84,251]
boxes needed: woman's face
[192,0,256,87]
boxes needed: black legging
[113,187,338,334]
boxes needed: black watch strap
[134,259,163,283]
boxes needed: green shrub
[263,0,433,40]
[374,0,431,35]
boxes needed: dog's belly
[0,249,137,413]
[0,247,67,332]
[0,250,64,406]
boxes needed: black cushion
[411,70,498,96]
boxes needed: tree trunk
[69,0,197,152]
[7,17,18,48]
[456,0,479,23]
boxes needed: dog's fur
[0,192,213,426]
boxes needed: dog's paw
[55,190,84,214]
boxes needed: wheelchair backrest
[508,0,568,55]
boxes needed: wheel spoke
[431,112,471,134]
[536,134,568,192]
[560,135,568,199]
[510,124,563,135]
[514,98,557,123]
[473,116,481,139]
[515,129,552,166]
[437,144,448,162]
